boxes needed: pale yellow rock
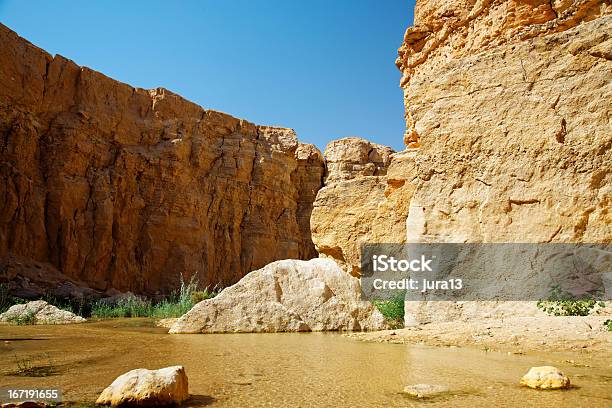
[169,258,387,333]
[520,366,571,389]
[395,1,611,324]
[96,366,189,406]
[403,383,449,398]
[311,138,415,275]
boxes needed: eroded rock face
[396,1,611,323]
[311,138,414,275]
[96,366,189,406]
[0,24,324,294]
[169,258,388,333]
[0,300,86,324]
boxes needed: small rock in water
[96,365,189,406]
[520,366,570,390]
[403,384,449,399]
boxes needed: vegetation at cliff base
[373,292,405,329]
[0,278,219,320]
[90,277,218,319]
[537,286,605,316]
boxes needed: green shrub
[373,292,405,329]
[6,310,37,325]
[190,289,217,304]
[91,275,219,319]
[537,286,605,316]
[91,296,152,318]
[604,319,612,331]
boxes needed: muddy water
[0,319,610,407]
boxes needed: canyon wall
[396,0,610,243]
[310,138,415,275]
[396,0,611,322]
[0,24,324,295]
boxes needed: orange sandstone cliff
[0,24,324,296]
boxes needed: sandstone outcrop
[0,24,324,294]
[0,300,85,324]
[395,1,611,323]
[520,366,571,389]
[169,258,387,333]
[96,366,189,406]
[311,138,415,275]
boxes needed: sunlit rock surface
[169,258,387,333]
[0,24,324,294]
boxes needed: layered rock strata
[396,0,611,323]
[0,24,324,294]
[310,138,415,276]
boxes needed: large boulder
[96,366,189,407]
[0,300,85,324]
[169,258,387,333]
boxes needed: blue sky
[0,0,415,151]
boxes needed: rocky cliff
[397,0,610,243]
[395,0,611,322]
[310,138,415,275]
[0,24,324,295]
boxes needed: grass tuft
[11,354,58,377]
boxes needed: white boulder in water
[0,300,85,324]
[170,258,387,333]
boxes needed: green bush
[190,289,217,304]
[6,310,37,325]
[537,286,605,316]
[2,275,221,320]
[91,275,219,319]
[91,296,153,318]
[604,319,612,331]
[373,292,405,329]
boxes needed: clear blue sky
[0,0,414,151]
